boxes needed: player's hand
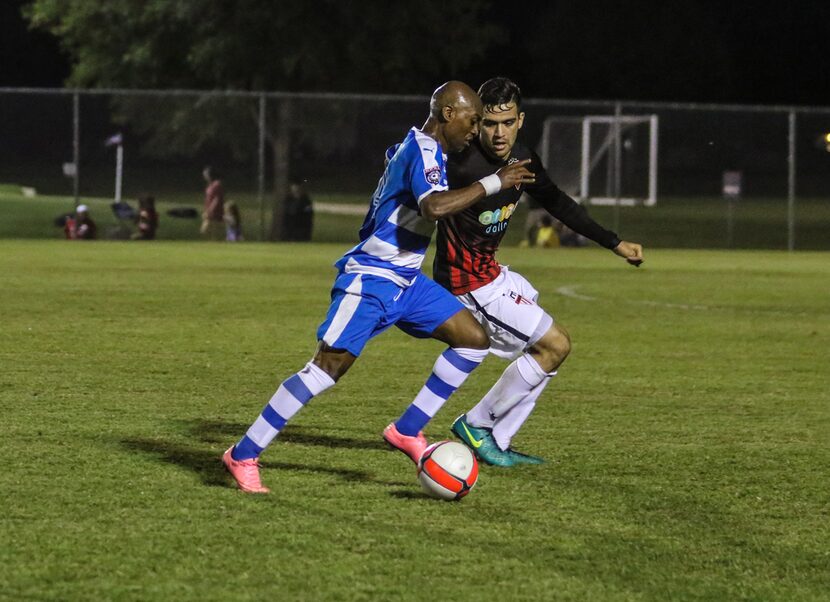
[614,240,644,267]
[496,159,535,190]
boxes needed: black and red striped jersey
[433,139,621,295]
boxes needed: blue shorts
[316,272,464,357]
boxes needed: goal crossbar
[539,114,659,206]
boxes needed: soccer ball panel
[427,441,476,481]
[417,441,478,501]
[417,470,460,501]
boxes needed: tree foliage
[24,0,501,92]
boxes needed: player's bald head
[429,81,482,120]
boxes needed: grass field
[3,182,830,249]
[1,241,829,601]
[0,184,367,244]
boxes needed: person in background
[64,204,97,240]
[535,215,559,248]
[132,196,159,240]
[520,196,548,247]
[200,166,225,240]
[224,200,243,241]
[283,179,314,241]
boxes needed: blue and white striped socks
[232,361,335,461]
[394,347,488,436]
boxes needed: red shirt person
[200,166,225,239]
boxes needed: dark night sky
[2,1,828,106]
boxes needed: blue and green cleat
[450,414,509,466]
[501,448,545,465]
[451,414,544,467]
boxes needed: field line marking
[555,285,710,311]
[554,286,597,301]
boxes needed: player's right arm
[420,159,535,221]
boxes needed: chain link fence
[1,88,828,248]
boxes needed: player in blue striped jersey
[223,81,536,493]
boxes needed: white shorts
[456,266,554,360]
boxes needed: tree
[25,0,501,238]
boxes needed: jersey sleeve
[406,141,448,206]
[525,149,621,249]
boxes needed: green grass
[1,241,828,601]
[0,184,367,243]
[3,183,830,249]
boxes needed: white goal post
[539,114,659,206]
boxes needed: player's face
[480,103,525,160]
[444,104,482,153]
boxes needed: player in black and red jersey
[436,77,644,466]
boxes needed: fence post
[258,93,266,241]
[269,98,292,241]
[73,91,80,207]
[613,102,622,232]
[787,111,796,252]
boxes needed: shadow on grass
[120,437,394,487]
[186,419,388,452]
[119,418,411,490]
[389,489,433,501]
[120,438,229,488]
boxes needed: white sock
[466,354,549,428]
[491,375,551,450]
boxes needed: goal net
[538,114,658,206]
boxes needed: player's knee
[455,319,490,350]
[312,343,356,382]
[551,324,571,360]
[532,324,571,371]
[465,324,490,350]
[433,310,489,350]
[450,317,489,350]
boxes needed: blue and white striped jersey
[335,127,448,287]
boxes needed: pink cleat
[222,446,270,494]
[383,423,428,463]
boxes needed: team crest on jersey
[424,165,442,185]
[507,157,522,190]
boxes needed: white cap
[76,204,89,213]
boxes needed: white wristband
[477,173,501,197]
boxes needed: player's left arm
[526,150,643,266]
[612,240,644,267]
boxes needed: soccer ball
[417,441,479,501]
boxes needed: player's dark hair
[478,77,522,111]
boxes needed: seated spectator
[65,204,97,240]
[520,196,547,247]
[535,215,560,248]
[224,200,242,242]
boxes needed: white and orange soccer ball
[417,440,479,501]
